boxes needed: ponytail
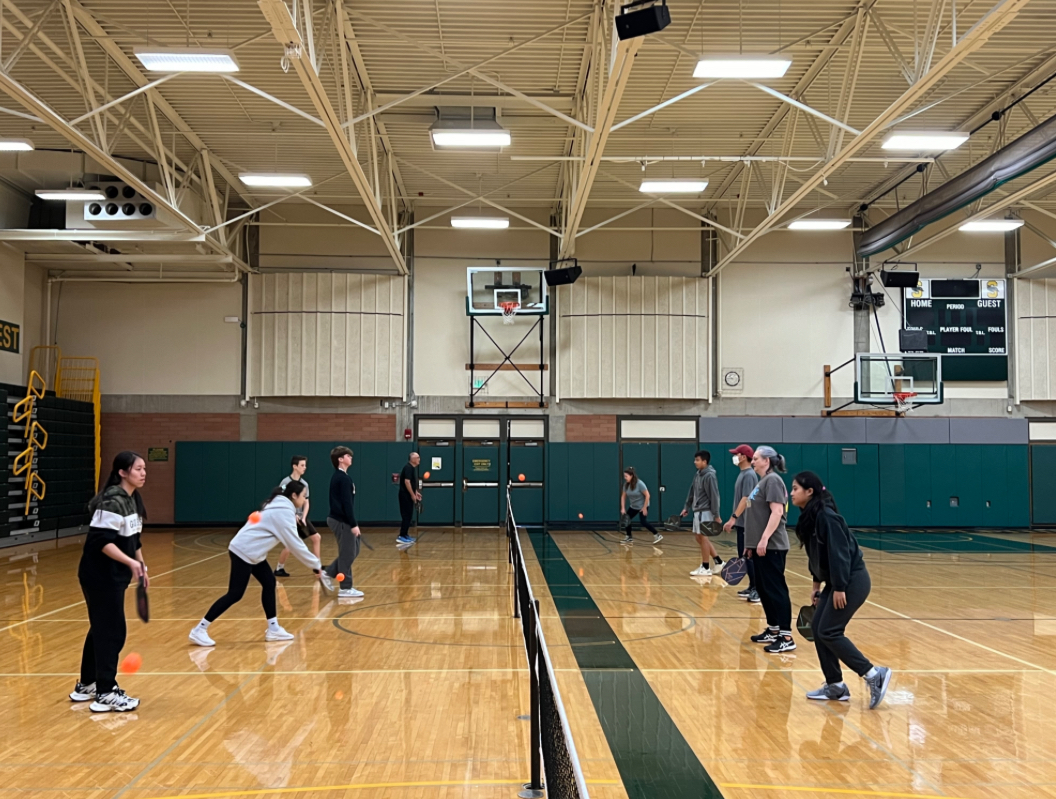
[755,445,787,474]
[89,450,147,519]
[792,470,839,548]
[261,479,306,510]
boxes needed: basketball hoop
[893,392,918,415]
[500,301,520,325]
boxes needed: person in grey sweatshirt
[680,450,724,576]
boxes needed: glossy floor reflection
[526,528,1056,799]
[0,529,586,799]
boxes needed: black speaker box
[544,265,583,286]
[615,0,671,41]
[881,268,920,288]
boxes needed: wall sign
[432,457,442,471]
[147,447,169,462]
[0,319,20,354]
[472,458,492,473]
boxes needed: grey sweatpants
[325,516,360,589]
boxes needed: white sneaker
[90,688,139,713]
[188,626,215,647]
[69,682,96,702]
[339,587,364,598]
[265,626,294,641]
[690,565,712,576]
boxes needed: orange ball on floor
[119,652,142,675]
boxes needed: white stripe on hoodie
[228,495,322,570]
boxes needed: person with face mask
[722,445,759,602]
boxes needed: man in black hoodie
[680,450,724,576]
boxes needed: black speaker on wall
[544,264,583,286]
[615,0,671,41]
[881,268,920,288]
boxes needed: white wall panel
[1016,278,1056,401]
[250,273,405,398]
[557,276,709,399]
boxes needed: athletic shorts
[692,511,720,537]
[296,518,319,540]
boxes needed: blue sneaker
[396,535,415,545]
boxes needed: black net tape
[539,657,583,799]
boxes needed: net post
[520,598,544,799]
[823,365,832,408]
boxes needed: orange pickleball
[119,652,142,675]
[578,513,584,519]
[248,511,262,524]
[336,573,345,583]
[518,474,525,482]
[423,471,431,480]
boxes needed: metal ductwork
[857,112,1056,257]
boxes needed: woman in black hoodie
[791,471,892,709]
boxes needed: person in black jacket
[325,445,362,598]
[71,451,149,713]
[791,471,892,709]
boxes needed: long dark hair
[793,470,839,547]
[261,479,307,510]
[623,466,638,491]
[89,450,147,519]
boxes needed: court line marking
[0,550,229,634]
[786,568,1056,677]
[721,783,994,799]
[134,779,623,799]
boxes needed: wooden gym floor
[2,526,1056,799]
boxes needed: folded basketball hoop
[500,301,519,325]
[893,391,917,414]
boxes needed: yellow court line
[138,779,622,799]
[0,550,228,634]
[720,783,987,799]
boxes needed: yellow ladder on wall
[56,357,102,488]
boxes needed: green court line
[527,531,722,799]
[851,529,1056,553]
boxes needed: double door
[619,441,699,521]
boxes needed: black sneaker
[274,566,290,578]
[750,629,778,644]
[621,534,633,544]
[69,682,96,702]
[737,588,752,599]
[764,636,797,654]
[747,589,761,603]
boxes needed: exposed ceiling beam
[0,229,205,242]
[372,92,574,112]
[258,0,406,274]
[709,0,1031,276]
[27,254,232,264]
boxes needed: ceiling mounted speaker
[881,268,920,288]
[615,0,671,41]
[544,265,582,286]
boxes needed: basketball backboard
[855,353,943,405]
[466,268,548,316]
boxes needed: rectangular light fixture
[239,173,312,188]
[693,56,791,79]
[959,219,1024,232]
[639,179,708,194]
[0,138,33,151]
[431,129,511,148]
[788,219,851,231]
[35,188,106,201]
[451,216,510,229]
[881,131,969,151]
[134,47,239,73]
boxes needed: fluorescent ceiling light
[451,216,510,229]
[639,179,708,194]
[693,57,791,79]
[959,219,1024,232]
[239,173,312,188]
[134,47,239,73]
[431,129,512,148]
[0,138,33,151]
[788,219,851,231]
[35,188,106,201]
[882,131,968,151]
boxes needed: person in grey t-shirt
[274,455,322,577]
[620,467,662,545]
[744,445,795,654]
[723,445,759,601]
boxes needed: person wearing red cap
[723,445,759,603]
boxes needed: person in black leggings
[791,471,892,709]
[189,481,324,648]
[620,467,662,545]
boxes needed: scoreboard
[903,278,1008,381]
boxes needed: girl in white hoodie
[189,481,323,647]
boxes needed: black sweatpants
[753,548,791,631]
[398,494,414,538]
[813,569,874,684]
[735,526,756,589]
[79,583,128,694]
[205,551,277,622]
[625,508,658,537]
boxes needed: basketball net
[500,301,519,325]
[893,392,917,415]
